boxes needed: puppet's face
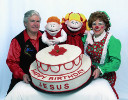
[45,22,62,36]
[65,20,83,32]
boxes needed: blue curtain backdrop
[0,0,128,100]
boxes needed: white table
[5,78,117,100]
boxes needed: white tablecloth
[5,78,117,100]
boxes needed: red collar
[23,29,42,42]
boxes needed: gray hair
[23,10,41,24]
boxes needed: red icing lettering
[49,77,54,80]
[77,69,84,74]
[68,74,74,78]
[63,76,67,79]
[57,85,62,90]
[43,83,47,89]
[73,73,78,76]
[38,82,70,90]
[39,82,42,87]
[64,83,69,89]
[49,76,62,80]
[31,69,47,79]
[57,77,62,80]
[50,85,54,90]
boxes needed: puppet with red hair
[42,16,67,46]
[61,12,93,53]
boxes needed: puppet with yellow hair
[62,12,93,53]
[42,16,67,46]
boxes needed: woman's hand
[23,74,31,84]
[92,69,101,79]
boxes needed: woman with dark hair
[82,11,121,99]
[88,11,111,32]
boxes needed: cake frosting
[29,44,92,92]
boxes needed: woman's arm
[99,36,121,75]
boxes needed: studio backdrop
[0,0,128,100]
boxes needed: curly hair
[88,11,111,32]
[47,16,60,24]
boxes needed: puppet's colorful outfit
[61,13,91,54]
[42,16,67,46]
[45,30,61,39]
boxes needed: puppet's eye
[50,25,54,27]
[53,24,55,27]
[75,22,78,24]
[71,21,74,24]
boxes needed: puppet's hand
[85,30,93,45]
[46,40,54,46]
[52,37,60,45]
